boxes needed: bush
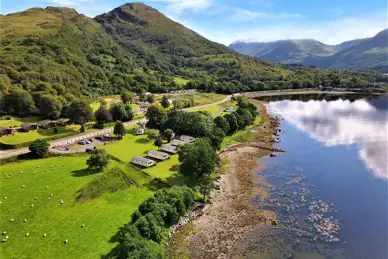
[29,139,50,158]
[147,129,159,140]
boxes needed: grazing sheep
[30,204,34,208]
[34,197,38,200]
[64,239,68,244]
[5,236,8,240]
[25,233,29,237]
[23,219,27,223]
[43,233,47,237]
[81,224,85,228]
[2,231,6,235]
[1,238,6,242]
[60,199,64,204]
[50,194,53,196]
[10,219,14,222]
[48,197,52,200]
[4,197,7,200]
[21,185,26,188]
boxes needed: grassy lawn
[1,127,77,145]
[0,116,43,128]
[173,77,189,85]
[221,116,262,150]
[0,156,154,259]
[189,100,237,116]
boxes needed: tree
[209,127,225,150]
[124,103,134,122]
[146,105,167,129]
[66,100,93,124]
[224,113,238,134]
[163,129,174,142]
[2,90,37,116]
[179,138,220,179]
[146,94,154,103]
[86,149,109,169]
[198,174,215,201]
[113,121,126,139]
[214,116,230,134]
[121,91,132,104]
[236,108,254,126]
[154,136,163,147]
[39,94,62,119]
[160,95,170,108]
[147,129,159,140]
[233,112,245,129]
[95,106,112,122]
[29,139,50,158]
[110,103,128,122]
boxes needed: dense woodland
[0,4,387,119]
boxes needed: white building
[132,156,156,167]
[147,150,170,160]
[160,144,179,154]
[172,139,188,146]
[179,135,196,143]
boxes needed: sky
[1,0,387,45]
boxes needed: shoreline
[167,100,281,258]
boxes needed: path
[0,95,232,160]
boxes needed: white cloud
[147,0,212,15]
[267,99,388,179]
[230,9,301,22]
[48,0,92,7]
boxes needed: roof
[132,156,154,163]
[148,150,169,156]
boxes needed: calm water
[232,94,388,259]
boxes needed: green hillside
[0,3,387,119]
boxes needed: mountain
[0,3,386,109]
[230,31,387,72]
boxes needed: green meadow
[0,156,154,258]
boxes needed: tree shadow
[71,167,101,177]
[100,226,127,259]
[135,138,150,144]
[144,178,172,191]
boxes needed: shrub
[29,139,50,158]
[86,149,109,169]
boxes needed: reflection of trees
[256,94,378,103]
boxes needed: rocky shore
[167,100,282,259]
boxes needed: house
[172,139,188,146]
[0,127,8,136]
[180,135,196,143]
[38,120,57,129]
[56,118,71,126]
[160,144,179,154]
[147,150,170,160]
[21,123,39,132]
[132,156,156,168]
[136,128,145,135]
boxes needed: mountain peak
[45,6,78,15]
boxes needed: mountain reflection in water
[267,97,388,179]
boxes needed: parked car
[85,148,93,152]
[79,141,86,145]
[95,136,103,140]
[103,133,111,138]
[88,138,93,142]
[85,140,91,144]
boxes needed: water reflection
[267,97,388,179]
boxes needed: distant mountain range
[230,29,388,72]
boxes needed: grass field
[0,116,43,128]
[173,77,189,85]
[1,127,78,145]
[189,100,237,116]
[0,156,154,258]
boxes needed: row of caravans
[131,135,196,168]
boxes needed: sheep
[60,199,64,204]
[48,197,52,200]
[5,236,8,240]
[21,185,26,188]
[43,233,47,237]
[25,233,29,237]
[30,204,34,208]
[2,231,6,235]
[34,197,38,200]
[64,239,68,244]
[1,238,6,242]
[9,219,14,222]
[81,224,85,228]
[23,219,27,223]
[4,197,7,200]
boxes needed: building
[21,123,39,132]
[136,128,145,135]
[38,120,57,129]
[147,150,170,160]
[172,139,188,146]
[224,107,235,113]
[160,144,179,154]
[132,156,156,167]
[180,135,196,143]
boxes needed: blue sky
[1,0,387,45]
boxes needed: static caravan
[161,144,179,154]
[136,128,145,135]
[148,150,170,160]
[180,135,196,143]
[172,139,188,146]
[132,156,156,167]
